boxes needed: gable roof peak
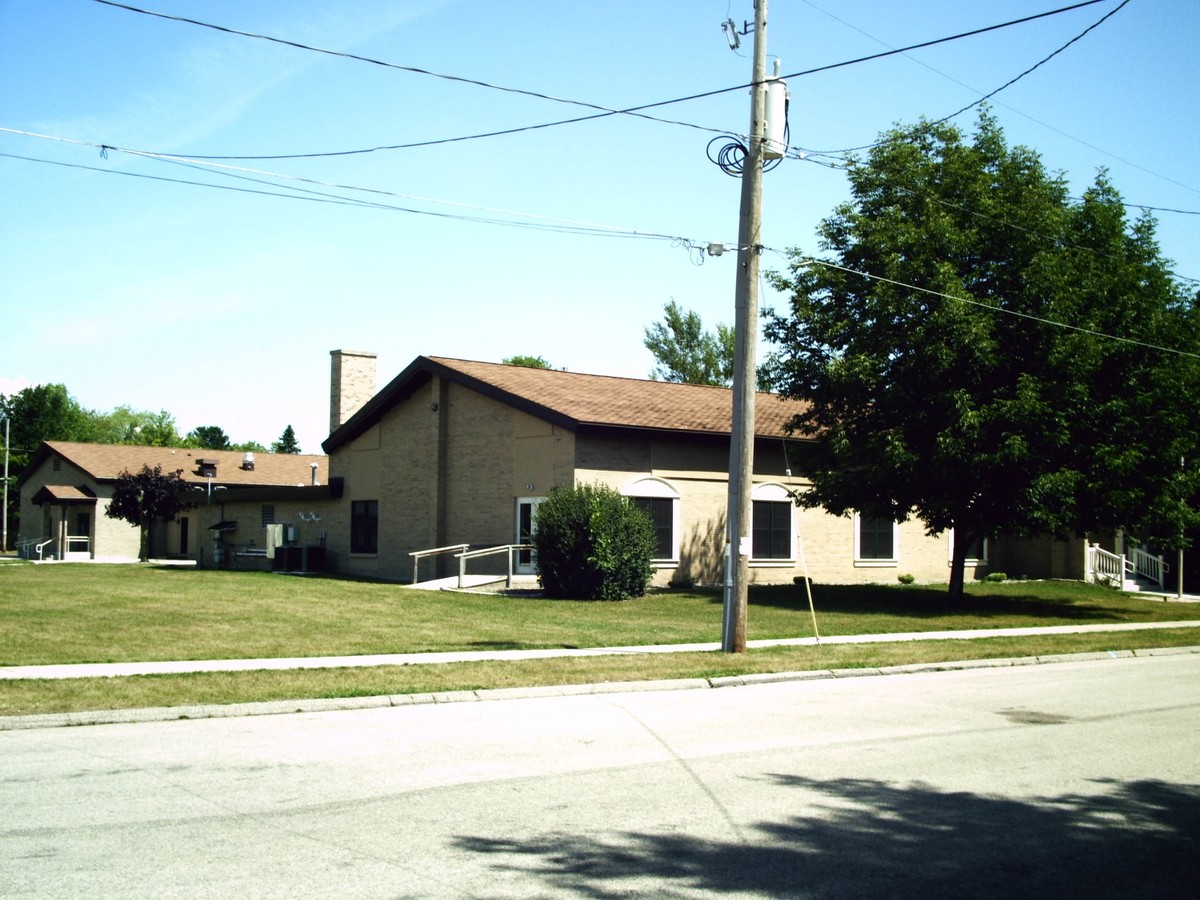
[324,354,807,453]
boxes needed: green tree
[91,406,182,446]
[231,440,267,453]
[502,355,552,369]
[532,483,656,600]
[0,384,92,468]
[643,300,735,386]
[762,112,1200,601]
[271,425,301,454]
[1,384,96,541]
[104,464,195,561]
[185,425,231,450]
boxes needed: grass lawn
[2,563,1197,717]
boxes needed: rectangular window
[965,534,985,560]
[351,500,379,555]
[752,500,792,560]
[957,531,988,564]
[631,496,673,560]
[858,516,895,561]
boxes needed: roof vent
[242,452,255,471]
[198,458,218,478]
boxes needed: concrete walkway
[3,619,1199,680]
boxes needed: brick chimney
[329,349,377,434]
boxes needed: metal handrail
[16,537,50,560]
[454,544,533,589]
[408,543,469,585]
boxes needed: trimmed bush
[533,483,656,600]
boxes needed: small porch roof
[31,484,97,505]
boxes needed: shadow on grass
[744,582,1133,623]
[463,640,582,651]
[455,776,1200,898]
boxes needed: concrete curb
[3,644,1196,732]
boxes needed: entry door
[515,497,544,574]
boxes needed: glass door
[515,497,544,574]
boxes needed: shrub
[533,483,656,600]
[897,573,916,585]
[985,571,1008,583]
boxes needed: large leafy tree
[0,384,93,466]
[105,464,195,561]
[643,300,735,386]
[762,112,1200,601]
[91,406,182,446]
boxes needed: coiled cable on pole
[706,132,787,178]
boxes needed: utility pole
[2,415,8,553]
[722,0,769,653]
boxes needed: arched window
[622,477,679,562]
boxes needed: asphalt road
[2,653,1198,898]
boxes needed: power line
[5,120,1196,285]
[89,0,1114,161]
[773,251,1200,360]
[0,150,705,245]
[88,0,735,155]
[788,152,1200,284]
[795,0,1130,156]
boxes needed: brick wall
[329,349,377,434]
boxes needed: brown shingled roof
[31,484,96,504]
[25,442,328,488]
[325,355,808,452]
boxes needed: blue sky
[3,0,1198,454]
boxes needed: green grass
[1,564,1197,717]
[4,630,1197,718]
[2,565,1196,667]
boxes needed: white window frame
[622,477,680,565]
[853,512,899,567]
[950,530,989,568]
[750,482,795,567]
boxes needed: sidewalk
[4,621,1199,731]
[3,619,1199,680]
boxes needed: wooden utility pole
[721,0,768,653]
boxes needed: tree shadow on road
[455,776,1200,898]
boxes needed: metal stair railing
[16,537,54,561]
[455,544,534,589]
[408,544,469,585]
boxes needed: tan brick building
[17,442,335,567]
[321,354,1003,586]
